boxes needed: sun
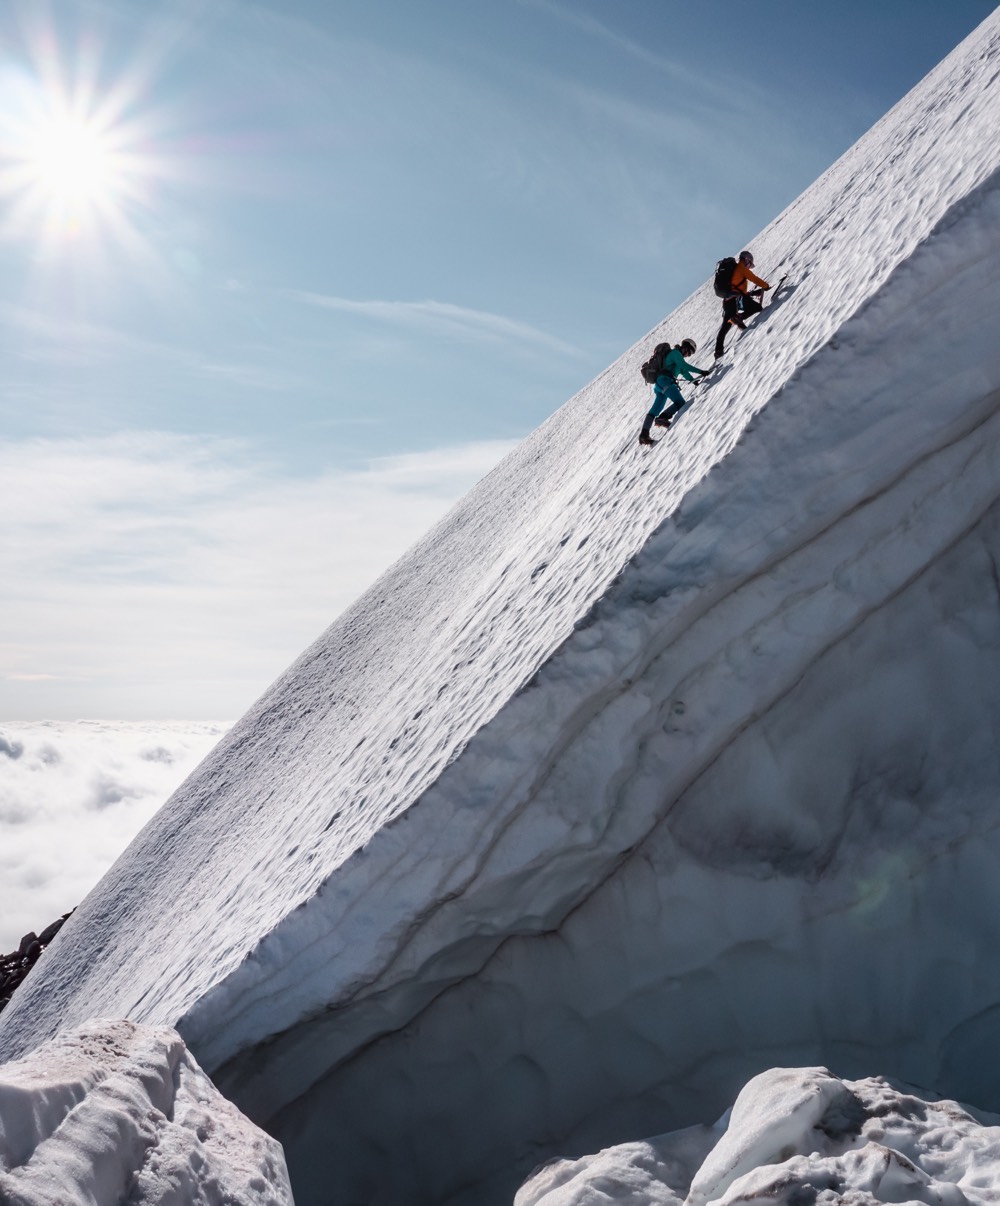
[5,102,140,241]
[0,58,157,249]
[26,115,124,209]
[0,16,185,291]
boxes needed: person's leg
[654,380,685,426]
[639,387,665,442]
[716,295,745,356]
[740,294,763,320]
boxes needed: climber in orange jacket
[714,250,770,359]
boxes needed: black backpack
[640,342,672,384]
[713,257,738,298]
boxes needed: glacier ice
[4,10,1000,1206]
[0,1018,292,1205]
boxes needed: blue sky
[0,0,995,719]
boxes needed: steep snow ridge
[253,188,1000,1203]
[3,11,1000,1206]
[186,12,1000,1081]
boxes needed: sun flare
[0,58,158,249]
[27,115,123,208]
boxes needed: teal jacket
[657,347,708,385]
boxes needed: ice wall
[4,11,1000,1206]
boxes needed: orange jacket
[731,262,769,293]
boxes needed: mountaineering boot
[653,413,672,429]
[638,430,656,445]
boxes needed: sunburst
[28,114,125,209]
[0,42,158,251]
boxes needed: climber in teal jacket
[639,339,710,445]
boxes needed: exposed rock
[37,917,67,945]
[0,913,72,1017]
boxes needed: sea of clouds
[0,720,228,952]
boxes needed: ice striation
[0,1018,292,1205]
[4,11,1000,1206]
[517,1066,1000,1206]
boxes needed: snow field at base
[516,1066,1000,1206]
[3,11,1000,1206]
[0,1018,292,1205]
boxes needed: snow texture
[4,10,1000,1206]
[0,1018,292,1205]
[517,1066,1000,1206]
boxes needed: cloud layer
[1,433,516,718]
[0,720,227,951]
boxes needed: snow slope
[5,10,1000,1205]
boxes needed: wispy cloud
[516,0,813,188]
[0,720,228,951]
[197,361,304,390]
[0,300,302,393]
[517,0,703,87]
[287,291,584,358]
[0,432,518,719]
[0,299,193,365]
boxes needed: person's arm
[673,352,709,380]
[744,267,770,289]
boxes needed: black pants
[714,293,764,357]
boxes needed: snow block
[0,1018,293,1205]
[5,11,1000,1206]
[517,1066,1000,1206]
